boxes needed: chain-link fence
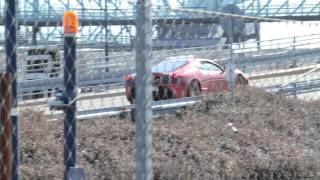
[1,0,320,179]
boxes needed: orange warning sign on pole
[63,11,79,33]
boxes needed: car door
[191,61,212,94]
[200,61,226,92]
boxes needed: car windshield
[152,60,188,73]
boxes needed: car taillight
[124,75,130,81]
[124,73,136,81]
[124,75,135,85]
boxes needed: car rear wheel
[129,88,135,104]
[188,80,201,97]
[130,96,136,123]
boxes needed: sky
[261,22,320,40]
[234,21,320,51]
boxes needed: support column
[105,0,109,72]
[255,22,260,50]
[32,26,40,45]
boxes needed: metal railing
[14,33,320,100]
[8,3,319,25]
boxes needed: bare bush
[19,87,320,179]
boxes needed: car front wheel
[236,75,248,86]
[188,80,201,97]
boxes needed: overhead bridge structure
[11,4,320,27]
[0,0,318,46]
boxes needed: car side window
[200,61,222,72]
[194,62,205,70]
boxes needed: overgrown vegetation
[19,87,320,179]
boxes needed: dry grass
[19,87,320,179]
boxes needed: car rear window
[152,60,188,73]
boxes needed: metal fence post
[225,14,236,106]
[5,0,19,179]
[255,22,261,50]
[293,83,297,99]
[0,73,13,180]
[135,0,153,179]
[292,36,297,68]
[105,0,109,72]
[63,11,78,180]
[229,42,236,106]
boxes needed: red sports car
[124,57,249,104]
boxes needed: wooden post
[0,73,13,180]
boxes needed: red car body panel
[124,58,249,103]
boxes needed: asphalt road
[18,63,320,118]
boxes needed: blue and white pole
[63,11,78,180]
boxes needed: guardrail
[12,33,320,104]
[18,65,320,108]
[266,64,320,96]
[46,75,320,121]
[16,46,320,97]
[267,78,320,95]
[50,96,203,120]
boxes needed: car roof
[186,57,217,64]
[159,56,218,66]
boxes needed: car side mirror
[221,66,225,74]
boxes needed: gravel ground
[19,87,320,179]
